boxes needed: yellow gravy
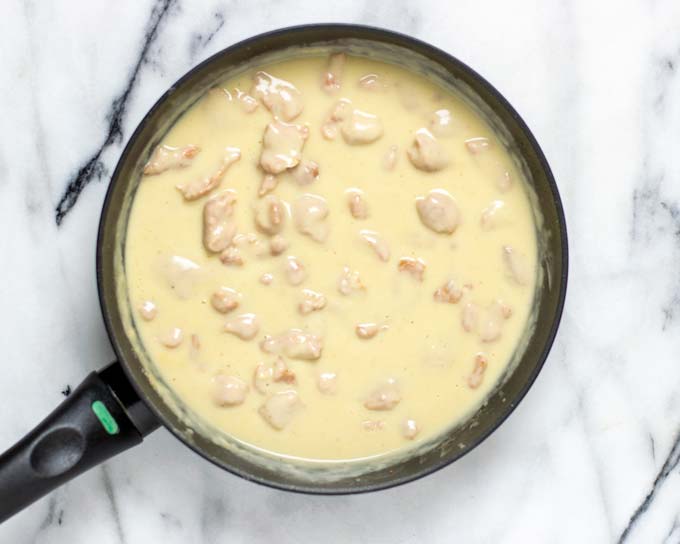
[125,53,537,462]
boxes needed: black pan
[0,24,568,523]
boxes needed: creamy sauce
[125,54,537,463]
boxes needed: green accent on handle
[91,401,120,435]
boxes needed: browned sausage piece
[465,137,490,154]
[211,287,240,314]
[346,189,369,219]
[293,193,329,242]
[341,109,384,145]
[284,256,307,286]
[461,302,479,332]
[355,322,380,339]
[397,257,426,282]
[407,129,448,172]
[269,234,289,256]
[234,88,259,113]
[382,145,399,171]
[360,230,390,261]
[258,174,278,197]
[298,289,327,315]
[203,190,237,253]
[291,160,320,185]
[433,279,463,304]
[321,99,383,144]
[467,353,488,389]
[251,71,303,121]
[219,246,244,267]
[478,300,513,343]
[320,99,352,140]
[260,329,323,360]
[159,327,183,348]
[416,190,460,234]
[362,420,385,431]
[428,109,455,138]
[401,418,420,439]
[502,245,531,285]
[480,200,507,230]
[364,379,400,410]
[138,300,157,321]
[161,255,201,299]
[258,390,302,430]
[189,334,201,361]
[143,144,200,176]
[253,194,286,235]
[232,232,269,259]
[322,53,346,93]
[177,147,241,200]
[260,121,309,175]
[253,357,296,394]
[317,372,338,394]
[358,73,388,91]
[337,266,364,295]
[224,313,260,340]
[213,375,249,406]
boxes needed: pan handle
[0,362,159,523]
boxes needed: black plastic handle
[0,362,159,523]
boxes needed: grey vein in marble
[53,0,178,226]
[662,515,680,544]
[21,1,55,222]
[101,465,126,544]
[618,428,680,543]
[189,11,226,61]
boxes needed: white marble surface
[1,0,679,542]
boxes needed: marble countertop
[1,1,679,542]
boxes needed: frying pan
[0,24,568,523]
